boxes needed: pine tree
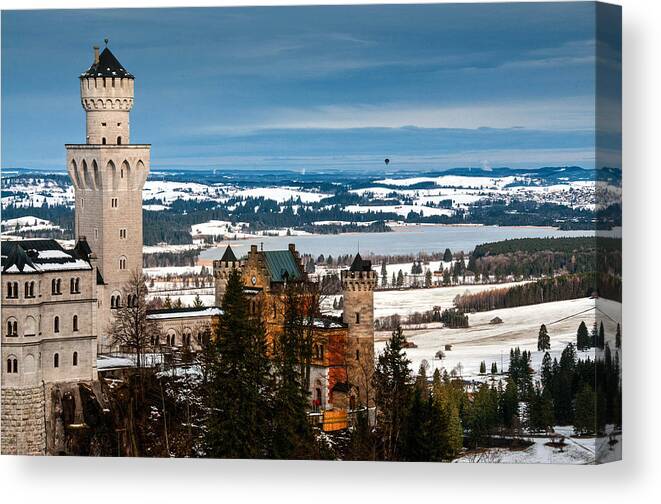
[528,385,554,432]
[574,384,597,435]
[381,261,388,288]
[615,323,621,349]
[540,352,554,390]
[402,386,429,461]
[500,378,519,429]
[270,281,316,459]
[537,324,550,351]
[598,321,605,349]
[396,269,404,287]
[479,361,486,374]
[590,321,598,348]
[443,248,453,263]
[425,269,432,288]
[205,268,272,459]
[577,321,589,350]
[466,383,498,447]
[373,323,412,461]
[192,294,204,308]
[391,271,396,287]
[491,362,498,375]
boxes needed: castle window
[7,357,18,374]
[52,278,62,295]
[355,312,360,324]
[101,122,107,127]
[53,353,59,368]
[119,257,127,270]
[7,318,18,337]
[25,281,35,298]
[102,137,107,145]
[73,352,78,367]
[7,281,18,299]
[120,229,127,239]
[111,198,118,208]
[70,278,80,294]
[54,316,60,333]
[73,315,79,332]
[356,349,360,361]
[94,228,99,239]
[117,136,122,145]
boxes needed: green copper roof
[263,250,302,282]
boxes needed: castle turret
[66,44,150,350]
[213,245,240,306]
[341,253,377,408]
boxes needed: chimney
[93,46,100,64]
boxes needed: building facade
[1,239,100,454]
[213,244,376,413]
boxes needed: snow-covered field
[373,281,525,318]
[232,186,331,203]
[375,297,622,382]
[345,204,454,218]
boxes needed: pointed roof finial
[104,38,109,46]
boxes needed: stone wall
[1,385,46,455]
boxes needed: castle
[1,44,375,455]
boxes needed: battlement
[341,269,377,291]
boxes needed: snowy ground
[375,297,622,382]
[454,427,622,464]
[373,281,527,318]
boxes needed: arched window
[119,257,127,270]
[7,318,18,337]
[7,281,19,299]
[117,136,122,145]
[72,352,78,366]
[356,349,360,361]
[25,281,35,298]
[56,279,61,293]
[53,353,59,368]
[54,316,60,333]
[72,315,79,332]
[102,137,107,145]
[7,357,18,374]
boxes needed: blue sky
[1,3,620,172]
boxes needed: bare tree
[109,270,162,369]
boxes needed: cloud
[191,96,595,134]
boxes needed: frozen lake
[200,225,604,259]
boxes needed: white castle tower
[66,44,150,349]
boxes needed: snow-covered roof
[309,318,347,329]
[1,239,93,274]
[146,306,222,320]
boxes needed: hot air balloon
[384,158,390,166]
